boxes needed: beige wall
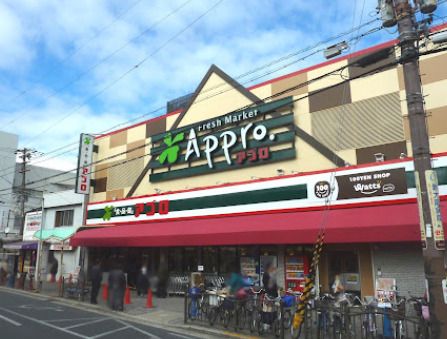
[89,47,447,203]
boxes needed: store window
[55,209,74,227]
[328,251,360,294]
[168,248,183,272]
[240,246,259,285]
[203,247,218,273]
[219,247,238,276]
[183,247,198,272]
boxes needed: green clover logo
[84,137,91,145]
[102,206,114,221]
[159,132,185,165]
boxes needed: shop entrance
[328,250,360,295]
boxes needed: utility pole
[380,0,446,337]
[16,148,29,236]
[15,148,40,235]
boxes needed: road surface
[0,289,202,339]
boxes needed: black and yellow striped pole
[292,230,325,333]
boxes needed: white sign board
[23,211,42,241]
[75,133,94,194]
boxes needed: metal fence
[184,291,431,339]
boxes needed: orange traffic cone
[102,283,108,301]
[146,288,153,308]
[124,287,131,305]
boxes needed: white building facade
[38,190,84,281]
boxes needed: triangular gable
[171,64,261,129]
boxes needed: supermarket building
[72,25,447,298]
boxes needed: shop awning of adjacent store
[71,201,447,248]
[2,241,38,250]
[33,226,78,243]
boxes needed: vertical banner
[415,172,427,249]
[75,134,94,195]
[426,170,445,250]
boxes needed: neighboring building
[36,190,84,282]
[0,131,19,238]
[10,164,76,234]
[72,24,447,297]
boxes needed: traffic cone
[124,287,131,305]
[146,288,153,308]
[102,283,108,301]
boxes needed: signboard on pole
[75,134,94,194]
[415,172,428,249]
[23,211,42,242]
[426,170,445,250]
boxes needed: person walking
[262,262,278,298]
[136,265,149,296]
[89,261,102,304]
[108,265,126,311]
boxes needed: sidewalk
[3,282,258,339]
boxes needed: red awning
[71,201,447,247]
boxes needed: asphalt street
[0,289,201,339]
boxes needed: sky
[0,0,446,173]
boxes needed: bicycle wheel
[283,309,292,330]
[208,307,217,326]
[187,299,198,321]
[250,311,260,333]
[236,306,247,330]
[222,309,232,328]
[273,318,281,338]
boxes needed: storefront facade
[73,27,447,298]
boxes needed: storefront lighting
[250,176,259,180]
[154,188,162,194]
[374,153,385,162]
[399,153,407,159]
[276,169,285,176]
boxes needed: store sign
[86,155,447,226]
[336,168,407,200]
[75,133,94,194]
[426,170,445,250]
[49,244,73,251]
[149,97,296,182]
[98,200,170,222]
[23,211,42,241]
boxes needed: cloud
[1,0,446,172]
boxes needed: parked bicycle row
[184,287,431,339]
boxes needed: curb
[0,287,257,338]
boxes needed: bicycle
[407,295,431,339]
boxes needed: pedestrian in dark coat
[89,261,102,304]
[108,267,126,311]
[136,266,149,296]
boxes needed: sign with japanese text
[426,170,445,250]
[86,155,447,226]
[148,97,296,182]
[415,172,427,249]
[75,133,94,194]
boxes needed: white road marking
[45,317,106,323]
[116,319,162,339]
[0,306,89,339]
[64,317,109,329]
[18,304,64,312]
[0,313,22,326]
[90,325,129,338]
[168,332,193,339]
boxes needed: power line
[1,0,195,136]
[20,0,219,146]
[4,43,432,195]
[2,0,145,125]
[0,17,388,178]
